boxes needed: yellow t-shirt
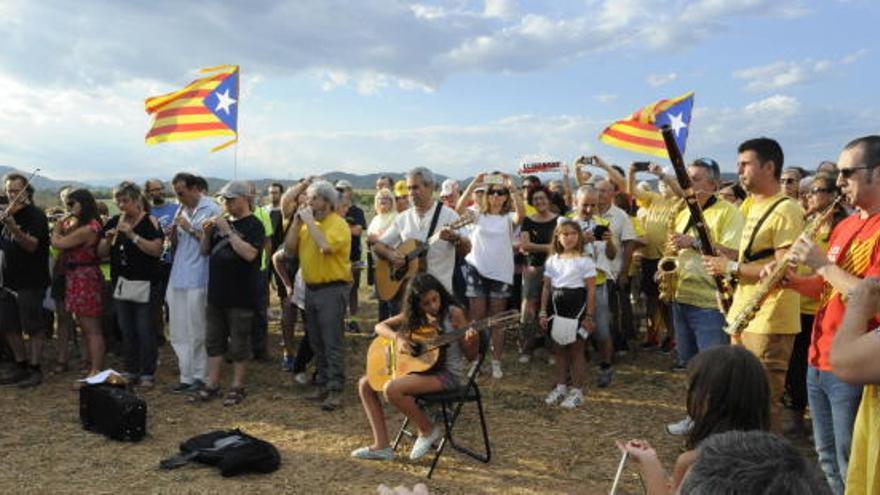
[726,193,804,334]
[674,199,744,310]
[524,203,537,217]
[635,191,681,260]
[297,212,352,285]
[846,383,880,494]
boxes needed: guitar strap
[417,201,444,273]
[742,197,790,262]
[425,201,443,240]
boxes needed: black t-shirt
[268,207,284,251]
[207,215,265,309]
[345,205,367,262]
[522,215,559,267]
[103,214,164,283]
[1,203,50,290]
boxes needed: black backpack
[160,429,281,477]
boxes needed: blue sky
[0,0,876,183]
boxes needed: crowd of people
[2,134,880,492]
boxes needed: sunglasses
[488,189,509,196]
[839,164,878,179]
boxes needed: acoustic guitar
[366,310,520,391]
[374,212,474,301]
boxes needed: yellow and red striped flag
[145,65,239,152]
[598,91,694,159]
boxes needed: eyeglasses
[810,187,835,194]
[839,164,879,179]
[487,189,509,197]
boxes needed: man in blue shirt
[166,173,222,392]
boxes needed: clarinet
[659,125,734,313]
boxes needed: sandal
[222,387,247,407]
[189,386,221,403]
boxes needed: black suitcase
[79,384,147,441]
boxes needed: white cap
[440,179,458,197]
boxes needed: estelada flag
[598,91,694,159]
[145,65,239,152]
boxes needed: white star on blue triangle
[654,95,693,154]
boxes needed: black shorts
[0,289,48,336]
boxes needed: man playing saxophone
[784,135,880,493]
[662,158,744,435]
[703,138,805,434]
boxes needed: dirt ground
[0,291,815,494]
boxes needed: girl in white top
[539,220,597,409]
[457,172,524,379]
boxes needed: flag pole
[234,65,240,179]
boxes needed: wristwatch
[726,260,740,276]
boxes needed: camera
[592,224,610,239]
[632,161,651,172]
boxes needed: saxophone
[725,198,842,335]
[658,198,687,303]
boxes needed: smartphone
[593,224,610,238]
[632,161,651,172]
[484,175,504,185]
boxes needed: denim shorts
[464,263,512,299]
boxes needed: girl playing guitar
[352,273,480,461]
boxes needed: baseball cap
[217,180,250,199]
[394,180,408,198]
[440,179,458,197]
[335,179,353,191]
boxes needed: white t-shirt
[379,202,459,293]
[464,212,515,285]
[568,216,613,279]
[543,254,597,289]
[596,205,637,278]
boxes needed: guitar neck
[425,311,519,350]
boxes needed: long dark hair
[686,345,770,449]
[67,188,101,226]
[401,273,456,334]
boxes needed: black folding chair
[392,331,491,478]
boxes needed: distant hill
[0,165,92,192]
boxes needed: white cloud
[842,48,868,64]
[743,94,801,116]
[0,0,810,93]
[646,73,677,87]
[734,50,867,91]
[483,0,515,19]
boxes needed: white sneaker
[666,416,694,436]
[544,385,568,405]
[293,372,309,385]
[491,360,503,379]
[560,388,584,409]
[518,354,531,364]
[409,424,443,460]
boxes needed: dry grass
[0,291,813,494]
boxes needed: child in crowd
[351,273,479,461]
[539,220,596,409]
[616,345,771,494]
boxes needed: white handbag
[549,298,586,346]
[113,276,150,303]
